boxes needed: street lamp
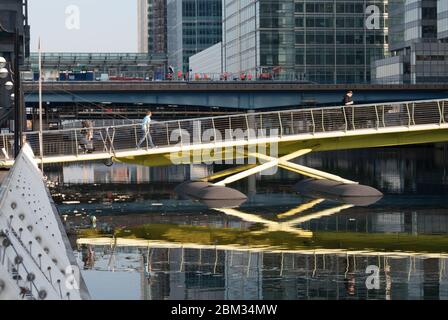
[0,68,8,79]
[0,59,13,96]
[4,81,14,91]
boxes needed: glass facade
[388,0,406,50]
[404,0,437,44]
[138,0,168,55]
[295,0,389,84]
[373,0,448,84]
[189,42,223,76]
[411,42,448,83]
[151,0,168,54]
[438,0,448,40]
[223,0,389,84]
[167,0,222,73]
[223,0,260,76]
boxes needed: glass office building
[373,0,448,83]
[438,0,448,40]
[167,0,222,73]
[138,0,168,55]
[388,0,406,51]
[222,0,389,84]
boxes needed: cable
[46,86,133,121]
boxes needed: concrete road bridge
[23,82,448,110]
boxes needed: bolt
[14,256,23,265]
[38,290,47,300]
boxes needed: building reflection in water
[76,198,448,300]
[46,146,448,195]
[54,163,211,185]
[52,145,448,299]
[77,245,448,300]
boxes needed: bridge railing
[0,99,446,162]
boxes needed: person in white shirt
[137,111,156,148]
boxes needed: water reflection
[48,145,448,300]
[76,242,448,300]
[45,146,448,194]
[214,200,353,237]
[73,196,448,300]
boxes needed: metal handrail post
[342,107,348,132]
[411,103,416,125]
[352,106,356,130]
[406,103,411,127]
[245,114,250,140]
[310,110,315,134]
[212,118,217,143]
[291,111,294,134]
[166,123,170,145]
[278,112,283,137]
[374,105,379,129]
[178,121,183,148]
[321,109,325,132]
[74,130,78,157]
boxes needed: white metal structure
[0,144,88,300]
[0,99,446,172]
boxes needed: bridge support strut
[212,148,357,187]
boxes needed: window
[306,17,315,28]
[306,3,314,13]
[295,3,304,13]
[295,34,304,44]
[336,18,344,28]
[336,3,345,13]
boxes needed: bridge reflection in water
[75,197,448,300]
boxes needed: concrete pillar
[248,174,256,196]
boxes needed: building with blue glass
[439,0,448,39]
[219,0,389,84]
[167,0,222,73]
[373,0,448,84]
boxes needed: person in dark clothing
[343,90,354,106]
[343,90,355,130]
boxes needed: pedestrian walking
[138,111,156,148]
[79,120,95,153]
